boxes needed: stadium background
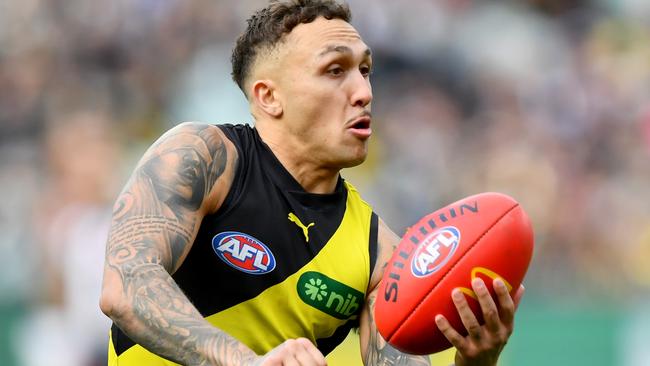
[1,0,649,365]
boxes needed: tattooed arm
[360,218,431,366]
[99,122,257,365]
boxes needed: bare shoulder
[137,121,239,214]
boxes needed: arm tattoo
[106,124,254,365]
[364,294,431,366]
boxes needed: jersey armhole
[368,212,379,280]
[212,124,245,219]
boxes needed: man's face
[272,17,373,168]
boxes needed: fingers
[295,338,327,366]
[283,356,300,366]
[452,288,482,339]
[513,284,525,310]
[436,279,522,362]
[261,338,327,366]
[493,278,515,328]
[435,279,520,345]
[435,313,466,350]
[472,278,500,333]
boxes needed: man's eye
[328,66,344,76]
[360,65,372,76]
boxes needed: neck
[256,121,339,194]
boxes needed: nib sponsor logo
[297,271,363,320]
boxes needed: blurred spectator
[16,111,120,366]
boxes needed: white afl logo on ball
[411,226,461,278]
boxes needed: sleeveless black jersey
[108,124,378,365]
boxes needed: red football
[375,192,534,355]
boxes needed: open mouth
[350,118,371,130]
[347,114,372,139]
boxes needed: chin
[339,152,368,169]
[326,142,369,169]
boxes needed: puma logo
[288,212,315,243]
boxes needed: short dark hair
[231,0,351,95]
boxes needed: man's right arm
[99,122,258,365]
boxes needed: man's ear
[251,79,283,118]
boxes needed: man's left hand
[434,278,525,366]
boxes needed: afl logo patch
[212,232,276,275]
[411,226,460,278]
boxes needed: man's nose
[350,72,373,108]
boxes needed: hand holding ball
[375,192,534,355]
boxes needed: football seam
[388,203,520,342]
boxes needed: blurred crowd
[1,0,649,365]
